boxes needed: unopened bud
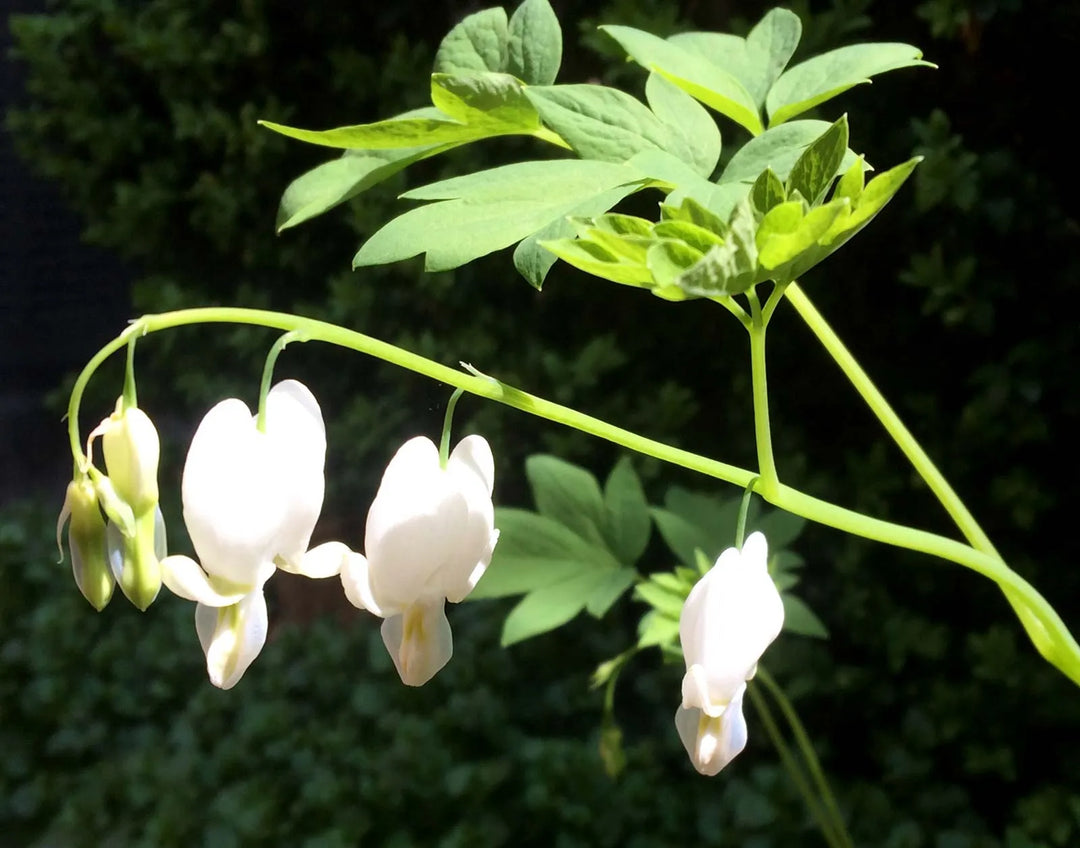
[100,402,160,514]
[58,479,115,610]
[106,507,167,611]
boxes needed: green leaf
[645,73,722,177]
[501,570,600,645]
[650,506,712,569]
[353,159,643,271]
[434,7,509,75]
[627,149,748,221]
[634,580,686,618]
[276,144,459,232]
[586,568,638,617]
[750,167,786,214]
[676,197,761,296]
[430,72,540,131]
[649,571,693,596]
[767,43,934,126]
[525,84,675,163]
[667,8,800,107]
[513,185,641,289]
[470,556,586,599]
[786,115,848,206]
[664,487,746,555]
[577,228,652,265]
[600,25,764,135]
[756,199,848,276]
[834,155,866,202]
[637,609,681,648]
[259,112,492,150]
[506,0,562,85]
[719,119,863,185]
[651,220,726,254]
[753,510,806,550]
[647,239,703,288]
[782,593,829,638]
[484,508,613,563]
[660,196,728,235]
[526,454,607,546]
[539,236,653,287]
[588,213,654,237]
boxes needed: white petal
[153,505,168,561]
[447,434,495,495]
[679,535,784,711]
[195,588,269,689]
[161,555,252,606]
[340,551,389,616]
[263,380,326,568]
[281,540,348,579]
[674,685,748,776]
[380,600,453,686]
[182,398,287,585]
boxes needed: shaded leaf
[526,454,607,545]
[782,594,829,638]
[586,568,638,617]
[501,571,601,645]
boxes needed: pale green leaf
[259,114,488,150]
[513,185,640,289]
[354,159,642,271]
[767,43,934,126]
[539,236,653,287]
[756,199,848,275]
[719,119,863,184]
[506,0,562,85]
[668,8,799,108]
[660,196,728,235]
[834,155,866,202]
[786,114,848,206]
[580,228,652,266]
[649,571,693,596]
[526,454,607,546]
[588,213,654,237]
[634,580,686,619]
[676,197,761,296]
[782,593,829,638]
[430,72,539,131]
[647,239,703,288]
[586,567,638,617]
[600,25,763,135]
[525,84,675,163]
[501,571,603,645]
[627,149,748,221]
[276,144,458,232]
[651,220,726,254]
[637,610,681,648]
[434,7,509,75]
[645,73,722,177]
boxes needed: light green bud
[100,401,160,515]
[58,478,115,611]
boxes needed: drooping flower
[340,435,499,686]
[160,380,336,689]
[676,531,784,776]
[57,476,114,610]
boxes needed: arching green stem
[256,330,309,433]
[439,388,466,468]
[122,336,138,410]
[64,307,1080,686]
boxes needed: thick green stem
[65,307,1080,686]
[748,291,779,495]
[783,282,996,555]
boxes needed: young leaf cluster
[262,0,931,293]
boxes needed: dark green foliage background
[4,0,1079,845]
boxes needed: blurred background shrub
[3,0,1079,845]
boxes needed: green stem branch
[65,307,1080,685]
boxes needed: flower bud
[58,478,114,610]
[106,507,166,611]
[99,402,160,515]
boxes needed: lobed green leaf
[434,7,509,75]
[506,0,562,85]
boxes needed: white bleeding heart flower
[160,379,335,689]
[675,531,784,776]
[340,434,499,686]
